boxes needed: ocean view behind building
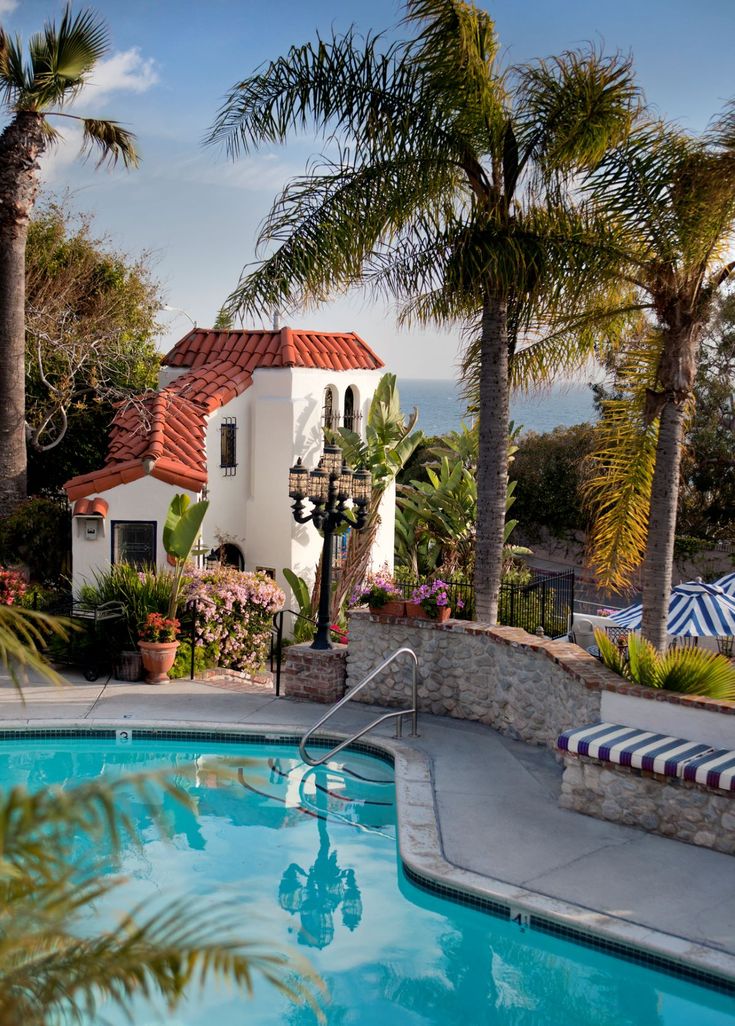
[398,378,597,437]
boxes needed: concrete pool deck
[1,670,733,985]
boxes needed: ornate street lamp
[288,444,372,649]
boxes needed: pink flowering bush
[410,579,450,619]
[350,565,402,609]
[0,567,26,606]
[182,566,285,673]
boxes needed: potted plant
[138,612,181,683]
[352,567,405,616]
[138,493,209,684]
[408,580,452,622]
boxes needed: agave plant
[595,628,735,699]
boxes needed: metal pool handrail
[298,646,419,767]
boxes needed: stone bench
[557,721,735,855]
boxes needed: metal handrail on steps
[298,646,419,767]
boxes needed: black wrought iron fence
[498,569,574,639]
[395,569,574,638]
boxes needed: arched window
[323,387,337,430]
[343,386,355,431]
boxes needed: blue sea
[397,377,596,437]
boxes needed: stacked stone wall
[560,754,735,855]
[346,611,606,745]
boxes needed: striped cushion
[682,749,735,792]
[557,722,712,778]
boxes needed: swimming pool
[2,732,733,1025]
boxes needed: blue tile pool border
[1,725,732,998]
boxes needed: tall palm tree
[208,0,638,622]
[0,6,139,515]
[542,116,735,649]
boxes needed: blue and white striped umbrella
[608,579,735,637]
[713,572,735,597]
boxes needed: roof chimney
[272,309,281,331]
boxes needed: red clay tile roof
[72,497,109,517]
[64,326,383,501]
[163,327,384,374]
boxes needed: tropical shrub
[595,629,735,699]
[183,567,284,673]
[78,564,176,648]
[282,568,316,643]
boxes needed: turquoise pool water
[2,736,733,1025]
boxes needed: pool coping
[2,717,734,993]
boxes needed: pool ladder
[298,646,419,767]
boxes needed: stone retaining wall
[346,610,735,747]
[560,753,735,855]
[346,611,607,746]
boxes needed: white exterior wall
[71,475,198,593]
[200,392,249,563]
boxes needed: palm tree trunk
[474,290,510,623]
[0,113,46,516]
[331,503,382,620]
[641,398,686,651]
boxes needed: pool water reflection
[0,737,732,1026]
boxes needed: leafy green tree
[511,422,596,541]
[0,7,139,515]
[24,202,161,490]
[208,0,638,623]
[679,291,735,540]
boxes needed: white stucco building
[64,325,394,602]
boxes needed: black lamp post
[288,444,372,650]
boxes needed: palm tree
[557,116,735,649]
[208,0,638,622]
[0,6,139,515]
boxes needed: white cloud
[0,0,19,15]
[85,48,159,102]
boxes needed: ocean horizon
[397,377,597,437]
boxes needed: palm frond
[26,6,109,109]
[581,337,661,591]
[79,117,139,168]
[514,46,639,186]
[0,605,70,690]
[0,28,29,105]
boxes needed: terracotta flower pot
[138,640,179,684]
[370,599,406,617]
[405,602,429,619]
[432,606,451,623]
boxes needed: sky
[2,0,735,378]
